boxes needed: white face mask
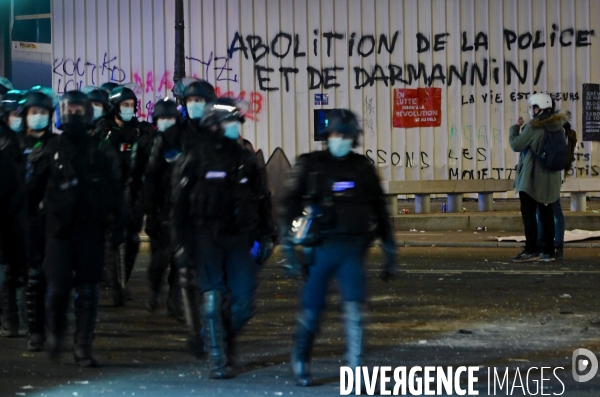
[157,119,177,132]
[92,105,104,121]
[27,114,49,130]
[120,107,135,122]
[9,116,23,132]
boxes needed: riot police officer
[98,86,154,306]
[171,98,274,379]
[143,98,184,322]
[181,79,216,138]
[86,87,111,133]
[279,109,397,387]
[0,89,55,347]
[27,90,123,367]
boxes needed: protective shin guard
[225,298,255,365]
[0,281,19,337]
[291,309,319,387]
[73,283,100,367]
[124,233,140,282]
[179,267,203,358]
[343,302,364,393]
[201,290,230,379]
[105,245,125,307]
[25,268,46,350]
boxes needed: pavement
[390,198,600,234]
[2,247,600,396]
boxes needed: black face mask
[62,114,88,143]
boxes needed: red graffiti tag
[215,87,263,121]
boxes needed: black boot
[291,309,319,387]
[201,290,230,379]
[105,244,125,307]
[1,279,19,337]
[25,268,46,351]
[225,297,255,367]
[167,286,185,323]
[46,290,70,360]
[179,267,204,359]
[145,289,160,312]
[73,283,100,368]
[344,302,364,394]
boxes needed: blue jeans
[301,242,367,312]
[536,199,565,249]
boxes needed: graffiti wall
[51,0,600,187]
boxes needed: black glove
[281,242,303,280]
[379,244,397,282]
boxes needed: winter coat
[509,109,570,204]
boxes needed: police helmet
[0,90,24,119]
[19,90,55,115]
[87,88,110,111]
[152,98,179,121]
[100,82,120,93]
[200,97,243,128]
[57,90,94,129]
[183,80,216,102]
[109,86,138,112]
[0,77,13,96]
[323,109,363,138]
[528,93,553,111]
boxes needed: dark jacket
[170,134,274,249]
[26,132,123,238]
[279,150,395,248]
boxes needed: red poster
[392,87,442,128]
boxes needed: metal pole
[173,0,185,97]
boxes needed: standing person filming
[509,93,570,263]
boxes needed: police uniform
[143,99,187,321]
[171,98,274,379]
[0,90,54,350]
[97,86,154,306]
[279,109,397,387]
[27,91,123,367]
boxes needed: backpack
[565,128,577,173]
[535,128,569,172]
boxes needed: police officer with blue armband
[171,97,274,379]
[279,109,397,387]
[27,91,124,367]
